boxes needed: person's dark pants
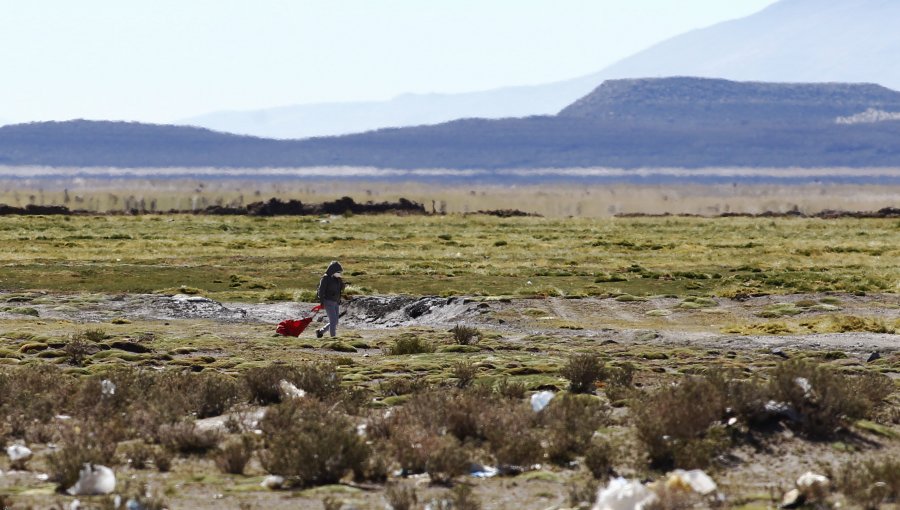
[320,299,339,337]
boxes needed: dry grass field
[0,189,898,509]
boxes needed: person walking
[316,260,345,338]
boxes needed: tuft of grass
[384,334,435,355]
[560,352,605,394]
[451,324,481,345]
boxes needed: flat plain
[0,213,898,509]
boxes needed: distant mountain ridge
[183,0,900,139]
[4,78,900,172]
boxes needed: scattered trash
[278,379,306,399]
[261,475,285,490]
[794,377,813,397]
[6,444,32,462]
[796,471,830,494]
[666,469,717,495]
[780,488,804,509]
[36,473,49,481]
[356,423,367,437]
[101,379,116,396]
[867,351,881,363]
[593,477,657,510]
[764,400,801,422]
[530,390,555,412]
[69,499,82,510]
[469,463,499,478]
[771,347,789,359]
[66,463,116,495]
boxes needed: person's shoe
[315,329,324,339]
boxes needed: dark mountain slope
[4,78,900,170]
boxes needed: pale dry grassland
[1,176,898,216]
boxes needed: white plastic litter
[66,463,116,495]
[101,379,116,396]
[594,477,657,510]
[469,464,499,478]
[6,444,32,462]
[278,380,306,399]
[666,469,717,495]
[796,471,830,492]
[794,377,813,397]
[530,390,555,412]
[261,475,285,490]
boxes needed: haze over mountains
[182,0,900,139]
[4,77,900,174]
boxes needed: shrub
[215,435,255,475]
[384,334,435,355]
[426,436,471,485]
[152,447,173,472]
[495,377,527,400]
[452,324,481,345]
[451,361,477,389]
[632,376,728,469]
[769,360,887,438]
[483,401,542,469]
[244,364,301,405]
[584,440,614,480]
[385,483,418,510]
[604,362,636,403]
[294,362,344,401]
[560,353,605,394]
[83,328,109,342]
[541,394,610,464]
[120,440,154,469]
[64,333,94,366]
[830,457,900,509]
[259,397,369,487]
[191,372,246,418]
[47,421,120,490]
[159,421,222,455]
[447,484,481,510]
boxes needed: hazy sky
[2,0,778,124]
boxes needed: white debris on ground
[101,379,116,396]
[278,379,306,399]
[593,477,657,510]
[260,475,285,490]
[593,470,720,510]
[6,444,32,462]
[66,463,116,495]
[530,390,555,412]
[666,469,718,495]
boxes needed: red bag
[276,305,323,337]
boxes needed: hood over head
[325,261,343,276]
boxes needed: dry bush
[541,393,610,464]
[632,376,728,470]
[769,360,889,438]
[47,420,120,489]
[152,447,173,472]
[452,324,481,345]
[426,436,471,485]
[389,421,443,474]
[385,483,419,510]
[829,457,900,509]
[584,440,614,480]
[482,401,543,469]
[1,364,74,438]
[495,377,526,400]
[244,364,301,405]
[189,371,246,418]
[446,484,481,510]
[259,397,369,487]
[378,375,430,397]
[119,440,154,469]
[158,420,222,455]
[451,361,478,389]
[384,334,435,355]
[293,362,344,402]
[568,478,600,508]
[561,352,606,394]
[64,333,94,366]
[215,434,256,475]
[604,362,636,403]
[82,327,109,342]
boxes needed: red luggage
[276,305,323,337]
